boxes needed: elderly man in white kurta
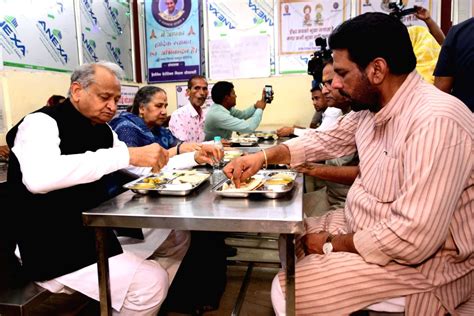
[223,13,473,315]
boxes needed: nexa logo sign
[106,42,124,69]
[0,18,26,56]
[104,0,123,34]
[82,33,98,62]
[82,0,98,25]
[38,20,68,63]
[248,0,273,26]
[208,3,235,29]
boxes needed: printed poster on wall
[117,84,139,112]
[209,35,271,80]
[0,0,79,72]
[206,0,275,76]
[80,0,134,81]
[357,0,438,26]
[0,78,5,133]
[279,0,351,74]
[145,0,203,83]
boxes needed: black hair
[329,12,416,74]
[131,86,165,115]
[187,75,207,89]
[310,57,334,92]
[46,95,66,106]
[310,86,321,93]
[211,81,234,104]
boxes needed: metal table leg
[231,262,254,316]
[95,227,112,316]
[284,234,295,316]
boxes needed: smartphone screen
[265,85,272,103]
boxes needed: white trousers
[37,229,190,315]
[270,273,405,316]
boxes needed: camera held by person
[388,0,416,19]
[307,37,332,83]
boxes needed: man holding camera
[225,13,472,315]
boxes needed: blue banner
[145,0,202,83]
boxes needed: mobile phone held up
[265,85,273,103]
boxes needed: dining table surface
[82,139,303,315]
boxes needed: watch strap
[323,233,335,254]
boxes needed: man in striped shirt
[224,12,473,315]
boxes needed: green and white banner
[79,0,134,81]
[0,0,79,72]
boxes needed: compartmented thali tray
[238,131,278,141]
[124,170,211,196]
[254,131,278,140]
[212,170,297,198]
[229,136,259,146]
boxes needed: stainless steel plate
[123,170,211,196]
[255,131,278,140]
[230,136,259,146]
[212,170,297,199]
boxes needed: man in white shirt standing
[169,75,209,143]
[277,80,344,137]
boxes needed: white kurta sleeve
[12,113,130,194]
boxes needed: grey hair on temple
[68,61,124,97]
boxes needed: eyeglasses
[319,79,333,90]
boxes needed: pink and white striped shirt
[169,102,207,143]
[284,71,473,314]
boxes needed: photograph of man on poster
[160,0,184,20]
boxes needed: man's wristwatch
[322,233,334,254]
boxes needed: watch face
[323,242,333,254]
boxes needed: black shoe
[225,245,238,257]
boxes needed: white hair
[68,61,124,97]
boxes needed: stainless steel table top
[83,171,304,234]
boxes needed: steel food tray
[212,170,297,198]
[254,131,278,140]
[230,136,259,146]
[123,170,211,196]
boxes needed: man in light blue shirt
[204,81,269,141]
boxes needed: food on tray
[126,170,210,194]
[271,173,295,180]
[265,178,292,185]
[129,182,157,189]
[265,173,295,186]
[176,173,209,184]
[230,136,258,144]
[224,150,243,160]
[143,176,167,184]
[255,132,278,139]
[222,176,263,192]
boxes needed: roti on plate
[222,175,264,192]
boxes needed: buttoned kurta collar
[373,71,421,126]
